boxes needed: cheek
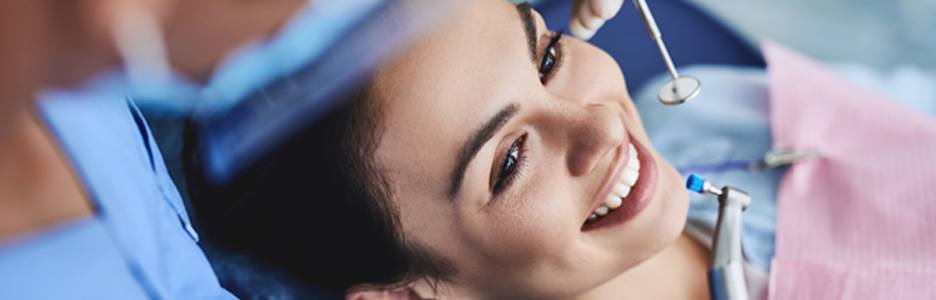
[470,165,582,268]
[548,38,627,100]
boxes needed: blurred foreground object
[196,0,463,183]
[569,0,624,40]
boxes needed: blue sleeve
[0,219,150,299]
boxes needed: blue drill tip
[686,174,705,193]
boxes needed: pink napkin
[765,42,936,299]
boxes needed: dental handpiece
[686,174,751,300]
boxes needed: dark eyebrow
[516,2,538,64]
[448,104,521,200]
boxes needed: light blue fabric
[0,219,149,299]
[634,66,781,272]
[0,79,234,299]
[633,63,936,273]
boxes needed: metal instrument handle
[709,187,751,300]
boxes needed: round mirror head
[658,75,701,106]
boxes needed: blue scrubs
[132,4,381,297]
[1,4,383,298]
[0,82,233,299]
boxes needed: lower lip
[581,139,658,231]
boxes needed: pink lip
[581,135,658,231]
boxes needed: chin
[633,154,690,262]
[581,163,689,297]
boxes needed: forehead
[372,0,536,195]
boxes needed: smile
[582,136,658,231]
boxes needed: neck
[578,233,711,300]
[425,233,712,300]
[162,0,307,83]
[0,108,92,243]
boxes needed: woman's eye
[493,135,527,194]
[538,32,563,83]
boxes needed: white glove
[569,0,625,40]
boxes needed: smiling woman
[186,0,708,299]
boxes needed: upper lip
[585,134,632,223]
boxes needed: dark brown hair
[184,84,453,296]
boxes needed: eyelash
[538,31,564,83]
[490,33,562,196]
[493,134,528,195]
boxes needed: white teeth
[588,142,642,224]
[605,196,623,209]
[623,143,641,187]
[613,184,631,199]
[619,142,641,187]
[622,168,639,186]
[626,155,640,172]
[595,206,609,216]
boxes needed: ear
[345,284,425,300]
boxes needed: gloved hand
[569,0,625,40]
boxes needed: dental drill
[686,174,751,300]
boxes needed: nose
[533,33,632,177]
[540,101,627,177]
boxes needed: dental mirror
[658,75,701,105]
[632,0,702,105]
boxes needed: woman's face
[371,0,688,298]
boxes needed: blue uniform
[0,3,384,298]
[0,80,233,299]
